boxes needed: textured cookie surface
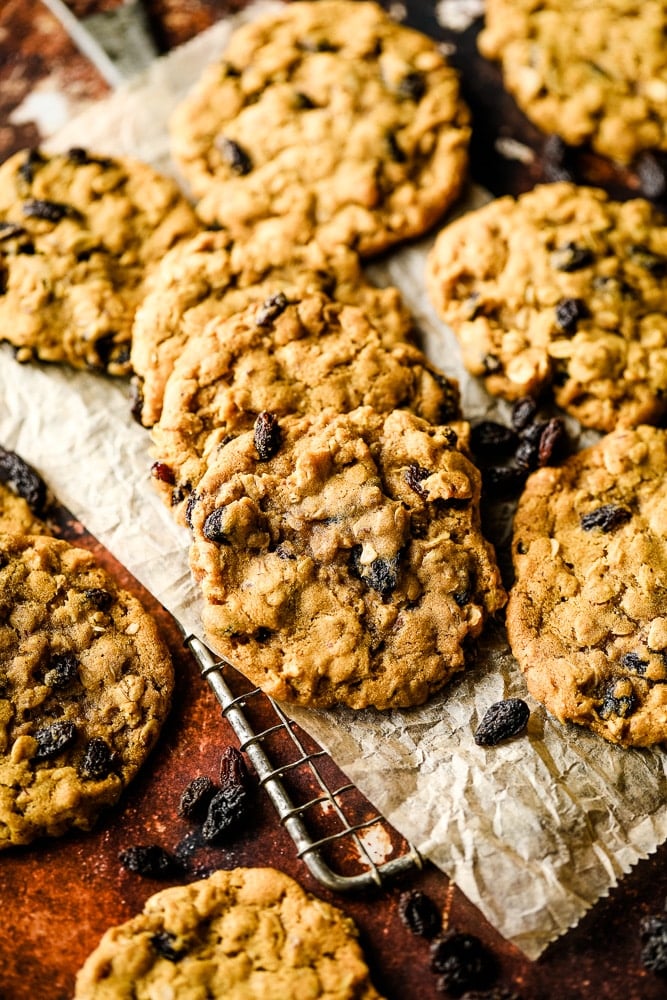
[478,0,667,165]
[131,228,414,427]
[169,0,470,255]
[507,425,667,747]
[151,293,460,520]
[74,867,384,1000]
[0,482,48,535]
[0,534,174,848]
[189,406,506,710]
[0,147,198,375]
[426,183,667,432]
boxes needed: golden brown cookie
[0,147,199,375]
[426,183,667,432]
[131,227,415,428]
[507,425,667,747]
[479,0,667,165]
[74,867,384,1000]
[0,482,48,535]
[188,406,506,710]
[0,533,174,848]
[169,0,470,255]
[150,292,460,522]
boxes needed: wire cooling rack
[185,634,423,892]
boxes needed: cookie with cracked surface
[151,292,461,522]
[188,406,506,710]
[131,227,415,428]
[74,866,385,1000]
[0,147,199,375]
[426,183,667,432]
[507,425,667,747]
[478,0,667,166]
[0,533,173,848]
[169,0,470,255]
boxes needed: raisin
[17,241,35,255]
[459,990,522,1000]
[622,652,648,675]
[298,37,338,52]
[84,588,114,612]
[430,931,494,996]
[639,914,667,974]
[351,547,400,596]
[637,151,667,201]
[294,91,316,109]
[201,784,251,843]
[398,890,441,938]
[405,464,431,497]
[203,507,229,543]
[218,137,252,175]
[386,130,407,163]
[43,651,79,688]
[22,198,73,223]
[119,844,180,878]
[254,411,281,461]
[510,396,538,432]
[580,504,632,533]
[66,147,112,168]
[542,134,577,183]
[151,931,187,963]
[474,699,530,746]
[0,221,26,241]
[481,465,527,499]
[219,744,248,786]
[555,297,588,333]
[32,721,77,760]
[178,775,217,822]
[462,293,480,320]
[0,445,47,513]
[130,379,145,424]
[151,461,176,485]
[470,422,518,461]
[482,353,502,375]
[537,417,566,466]
[80,738,117,779]
[255,291,288,326]
[453,589,470,607]
[598,684,636,720]
[550,242,594,272]
[628,244,667,277]
[514,436,541,472]
[398,71,426,101]
[19,149,46,184]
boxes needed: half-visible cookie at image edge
[150,292,461,522]
[478,0,667,166]
[0,147,199,375]
[426,182,667,432]
[169,0,470,256]
[0,533,174,848]
[130,227,415,428]
[73,866,385,1000]
[507,425,667,747]
[188,406,506,711]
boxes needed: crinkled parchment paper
[1,2,666,959]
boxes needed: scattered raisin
[621,652,648,675]
[537,417,566,466]
[32,721,77,760]
[542,134,577,183]
[201,785,251,843]
[255,291,288,326]
[218,137,253,175]
[430,931,494,997]
[119,844,180,878]
[481,465,527,499]
[470,422,518,460]
[43,651,79,688]
[178,775,218,822]
[555,297,588,333]
[0,445,47,513]
[80,738,117,779]
[254,411,281,461]
[22,198,74,223]
[84,588,114,612]
[459,990,522,1000]
[398,71,426,101]
[510,397,537,432]
[550,242,593,272]
[351,548,400,596]
[639,914,667,974]
[474,699,530,746]
[151,931,187,963]
[580,504,632,533]
[636,151,667,201]
[386,130,407,163]
[405,464,431,497]
[398,890,441,938]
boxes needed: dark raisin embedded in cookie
[80,738,118,780]
[151,931,188,963]
[470,422,518,460]
[398,889,441,938]
[550,242,593,272]
[474,699,530,746]
[397,71,426,101]
[202,507,228,544]
[554,297,588,333]
[351,547,400,596]
[628,244,667,277]
[254,411,281,461]
[18,148,46,185]
[22,198,75,223]
[598,680,636,720]
[84,588,114,612]
[255,291,288,327]
[405,463,431,497]
[580,504,632,533]
[386,130,407,163]
[43,651,80,689]
[32,721,77,760]
[0,445,47,513]
[217,136,253,175]
[621,652,648,675]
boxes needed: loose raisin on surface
[580,504,632,533]
[32,721,77,760]
[84,588,114,612]
[555,297,588,333]
[255,291,288,326]
[510,397,538,431]
[386,130,407,163]
[22,198,74,223]
[405,463,431,497]
[218,136,253,175]
[542,134,577,183]
[119,844,180,878]
[640,914,667,974]
[254,411,281,461]
[351,548,400,596]
[474,699,530,746]
[398,70,426,101]
[550,242,593,273]
[80,738,117,780]
[431,931,494,997]
[201,784,251,843]
[398,889,441,938]
[636,151,667,200]
[151,931,187,963]
[481,465,527,499]
[0,445,47,513]
[537,417,566,466]
[459,990,522,1000]
[178,775,217,822]
[43,651,79,688]
[219,745,248,786]
[470,422,518,461]
[621,652,648,675]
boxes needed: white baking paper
[1,3,666,960]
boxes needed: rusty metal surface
[1,3,667,999]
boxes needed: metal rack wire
[186,634,423,892]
